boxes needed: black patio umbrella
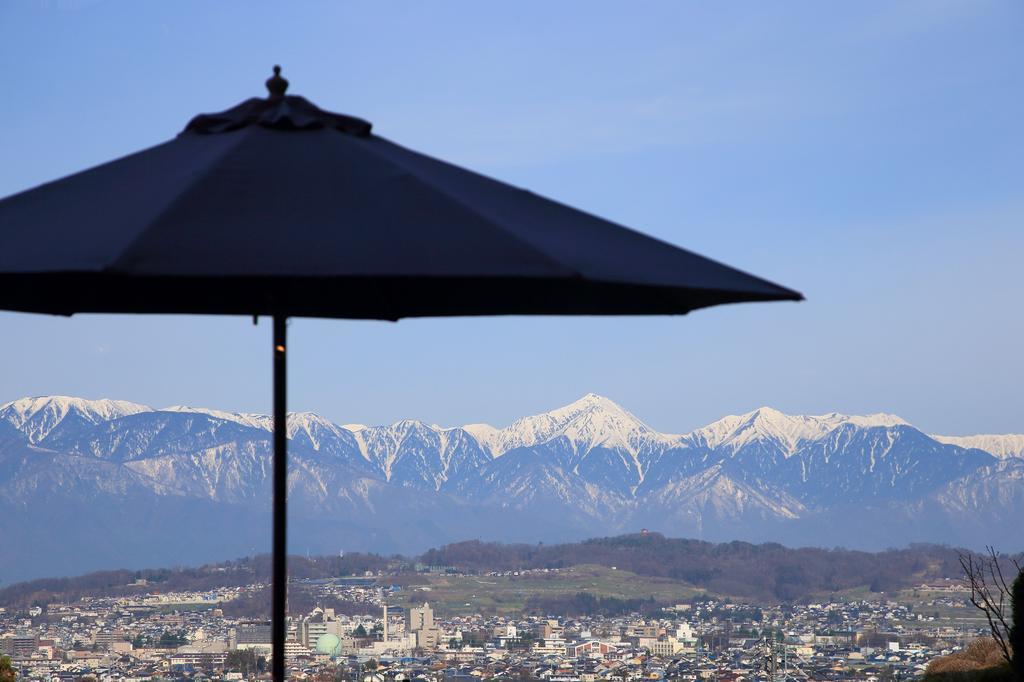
[0,67,800,679]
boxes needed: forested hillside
[1,533,1007,609]
[421,533,990,600]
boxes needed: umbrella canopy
[0,67,801,682]
[0,67,800,318]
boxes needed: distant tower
[762,637,787,682]
[382,604,389,644]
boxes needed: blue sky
[1,1,1021,436]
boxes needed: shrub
[925,639,1012,682]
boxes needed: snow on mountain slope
[461,423,501,456]
[644,463,807,521]
[778,423,995,505]
[162,405,271,430]
[928,458,1024,514]
[455,441,631,520]
[162,406,372,446]
[0,445,183,502]
[285,412,359,452]
[932,434,1024,459]
[347,420,491,490]
[37,410,273,463]
[685,406,909,456]
[0,396,153,443]
[2,392,1024,574]
[162,406,364,455]
[123,440,274,503]
[456,394,687,493]
[471,393,679,464]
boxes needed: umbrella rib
[357,138,801,300]
[356,139,586,280]
[102,131,255,274]
[108,130,582,284]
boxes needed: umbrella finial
[266,65,289,99]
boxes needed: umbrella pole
[272,315,288,682]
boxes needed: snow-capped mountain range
[0,393,1021,582]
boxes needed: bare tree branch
[959,548,1020,667]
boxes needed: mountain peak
[392,418,429,430]
[690,406,912,456]
[476,393,670,458]
[846,412,909,427]
[932,433,1024,459]
[574,392,617,405]
[461,423,501,456]
[550,393,629,418]
[1,395,152,419]
[0,395,153,442]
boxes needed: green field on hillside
[394,564,704,615]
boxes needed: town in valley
[0,554,993,682]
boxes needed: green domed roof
[315,633,341,656]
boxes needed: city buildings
[0,575,984,682]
